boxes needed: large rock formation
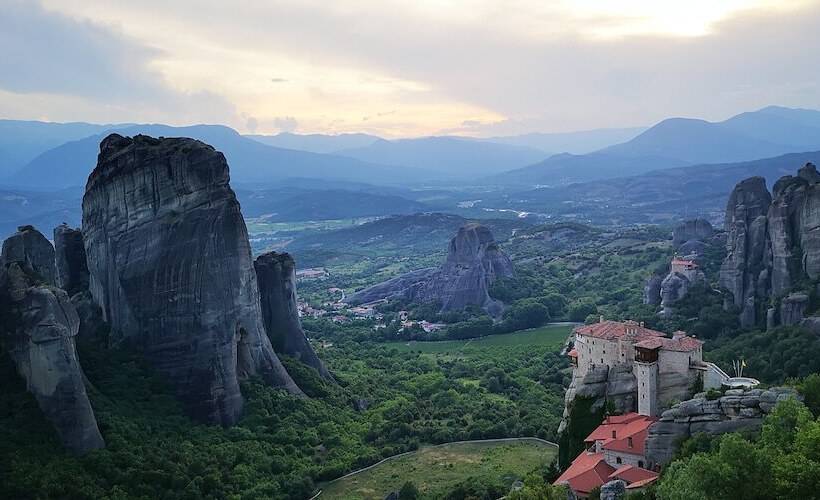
[645,387,799,467]
[719,177,773,327]
[0,228,104,455]
[255,251,332,380]
[347,223,514,317]
[82,134,300,426]
[54,224,89,296]
[720,163,820,328]
[672,218,714,246]
[1,225,58,285]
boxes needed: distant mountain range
[7,124,430,189]
[333,136,548,177]
[0,120,130,178]
[4,105,820,192]
[491,106,820,186]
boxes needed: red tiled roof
[602,428,650,455]
[626,476,660,489]
[584,412,657,457]
[609,465,659,485]
[584,413,645,442]
[574,320,665,342]
[553,452,615,495]
[633,335,702,352]
[568,348,578,358]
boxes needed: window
[627,437,633,448]
[638,460,644,468]
[616,457,622,464]
[611,430,616,438]
[601,359,604,364]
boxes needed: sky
[1,0,819,137]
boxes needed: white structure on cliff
[568,319,726,416]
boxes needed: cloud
[245,116,259,133]
[273,116,298,132]
[11,0,820,135]
[0,0,239,127]
[270,78,288,83]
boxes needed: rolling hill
[493,150,820,225]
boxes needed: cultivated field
[389,323,573,354]
[319,439,558,499]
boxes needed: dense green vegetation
[0,321,569,499]
[657,398,820,500]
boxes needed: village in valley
[294,268,446,334]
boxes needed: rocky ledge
[645,386,799,467]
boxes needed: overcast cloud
[1,0,818,136]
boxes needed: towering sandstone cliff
[255,251,332,380]
[82,134,300,425]
[0,226,104,454]
[720,163,820,328]
[347,223,514,316]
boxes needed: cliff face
[672,218,714,246]
[720,163,820,328]
[347,223,514,317]
[82,134,300,426]
[558,364,637,435]
[645,387,799,467]
[255,252,332,380]
[0,228,104,455]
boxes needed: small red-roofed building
[555,412,660,497]
[553,412,658,498]
[553,452,615,497]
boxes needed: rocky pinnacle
[82,134,301,426]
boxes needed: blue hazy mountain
[9,123,433,188]
[247,132,380,154]
[0,120,130,178]
[334,136,548,177]
[480,127,646,154]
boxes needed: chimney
[673,330,686,340]
[640,321,645,328]
[599,315,604,323]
